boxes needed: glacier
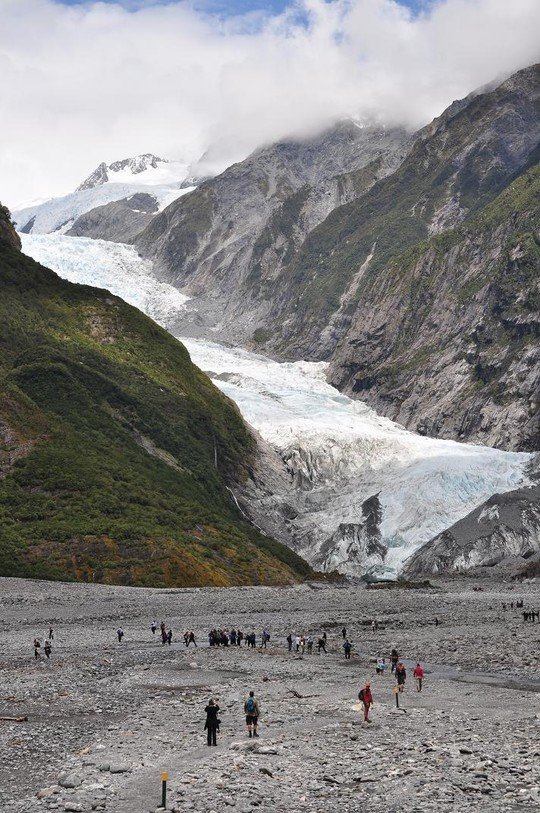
[20,232,533,577]
[13,180,195,235]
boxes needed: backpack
[358,689,365,702]
[246,697,256,714]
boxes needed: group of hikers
[32,627,54,659]
[286,632,328,653]
[207,629,265,647]
[147,622,197,646]
[204,690,261,746]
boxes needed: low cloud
[1,0,539,206]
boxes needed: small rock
[109,763,131,774]
[59,774,83,789]
[37,786,58,799]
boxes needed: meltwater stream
[20,234,533,577]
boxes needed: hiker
[230,629,237,646]
[262,629,270,648]
[44,640,52,659]
[307,635,314,654]
[390,649,399,673]
[204,699,220,746]
[287,633,293,652]
[162,624,168,645]
[358,682,373,722]
[395,662,407,691]
[48,627,54,640]
[413,662,424,692]
[244,691,260,738]
[342,626,347,639]
[376,657,386,675]
[151,621,157,635]
[371,620,376,633]
[33,638,41,659]
[299,636,305,655]
[166,629,173,646]
[187,631,197,647]
[117,628,124,643]
[295,635,301,652]
[317,637,327,654]
[343,639,352,659]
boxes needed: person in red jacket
[413,662,424,692]
[358,682,373,722]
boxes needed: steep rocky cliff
[329,163,540,451]
[402,482,540,576]
[136,122,410,342]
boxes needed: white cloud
[1,0,539,207]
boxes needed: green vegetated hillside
[0,206,313,587]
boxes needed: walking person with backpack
[343,639,352,659]
[117,627,124,643]
[358,682,373,722]
[244,691,260,738]
[395,662,407,692]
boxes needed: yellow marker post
[161,771,168,809]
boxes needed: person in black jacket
[204,699,220,746]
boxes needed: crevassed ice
[21,233,532,576]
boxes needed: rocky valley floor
[0,577,539,813]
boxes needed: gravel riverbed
[1,576,539,813]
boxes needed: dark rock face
[135,122,411,343]
[324,65,540,452]
[315,495,387,573]
[403,483,540,576]
[67,192,160,242]
[328,163,540,452]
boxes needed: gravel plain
[1,576,539,813]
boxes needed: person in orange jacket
[413,662,424,692]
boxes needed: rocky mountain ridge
[136,63,539,452]
[77,153,168,190]
[136,121,411,342]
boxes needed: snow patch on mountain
[13,152,197,235]
[20,232,533,577]
[14,183,196,236]
[77,154,189,191]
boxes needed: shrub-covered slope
[0,207,312,586]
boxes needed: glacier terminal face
[21,233,532,578]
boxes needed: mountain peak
[77,153,168,191]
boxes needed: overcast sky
[1,0,539,207]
